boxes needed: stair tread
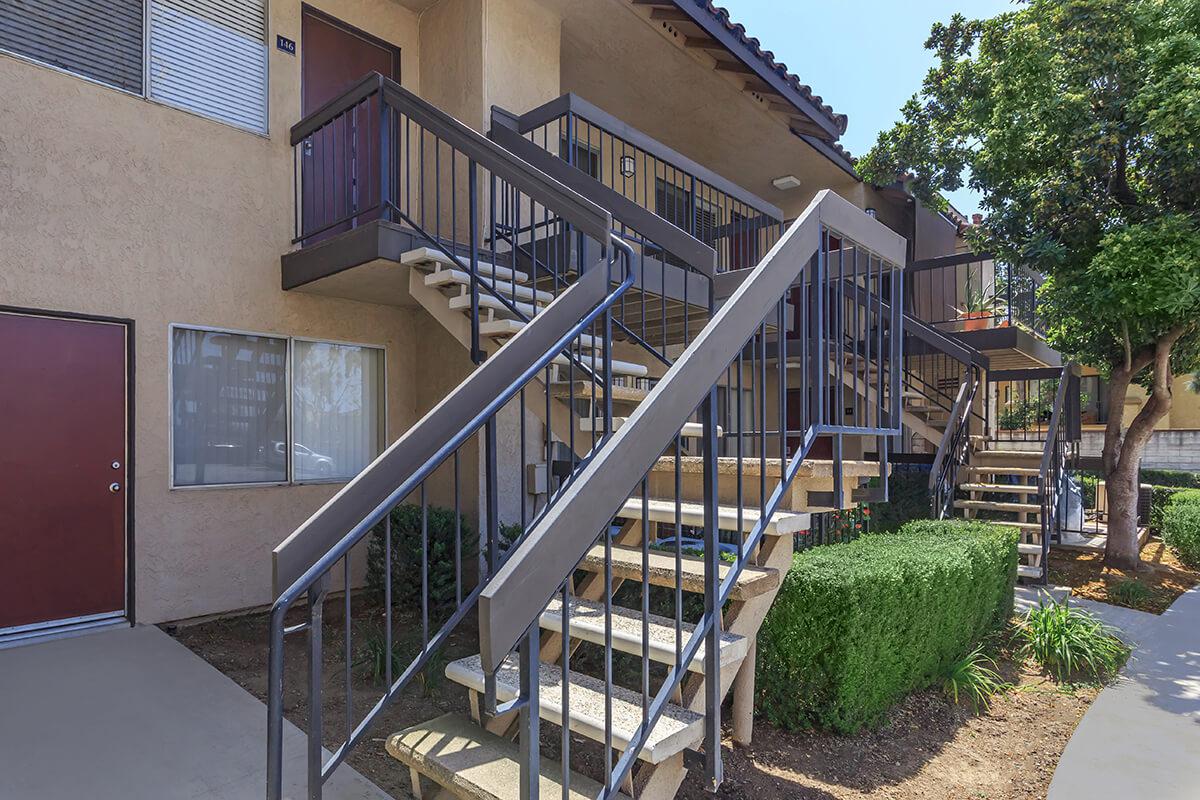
[579,418,720,437]
[552,381,650,403]
[960,483,1041,495]
[955,499,1041,514]
[426,268,556,305]
[541,596,747,673]
[579,544,778,601]
[965,466,1042,477]
[976,449,1043,458]
[480,319,603,350]
[387,713,630,800]
[1017,565,1043,579]
[1017,543,1044,556]
[618,497,809,537]
[978,519,1045,533]
[551,353,648,379]
[448,292,541,319]
[401,246,530,283]
[444,655,702,764]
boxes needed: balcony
[495,93,786,275]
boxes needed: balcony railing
[500,93,786,273]
[907,252,1045,337]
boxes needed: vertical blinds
[149,0,268,133]
[0,0,144,93]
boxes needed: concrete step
[448,291,541,320]
[955,499,1042,515]
[965,465,1042,478]
[616,497,808,537]
[444,655,702,765]
[387,713,630,800]
[975,449,1042,460]
[960,483,1041,496]
[579,418,718,437]
[425,268,555,305]
[540,596,747,673]
[1017,565,1043,579]
[401,246,530,284]
[479,319,604,351]
[577,544,779,602]
[551,354,648,379]
[1018,543,1044,556]
[551,381,650,404]
[977,519,1045,535]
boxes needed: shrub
[1140,469,1200,489]
[1109,579,1152,609]
[366,503,478,609]
[1163,499,1200,568]
[755,519,1018,733]
[1016,601,1129,681]
[942,646,1009,712]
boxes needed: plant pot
[960,311,991,331]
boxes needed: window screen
[149,0,268,132]
[172,328,288,487]
[0,0,144,93]
[291,341,385,482]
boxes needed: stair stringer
[833,364,944,447]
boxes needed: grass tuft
[942,645,1010,711]
[1016,601,1129,682]
[1108,578,1152,609]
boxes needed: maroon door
[0,313,128,631]
[300,9,400,242]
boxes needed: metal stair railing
[476,190,907,798]
[1036,363,1079,583]
[929,366,981,519]
[271,71,645,800]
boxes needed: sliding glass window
[170,327,385,487]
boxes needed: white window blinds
[149,0,268,133]
[291,341,385,482]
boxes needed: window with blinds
[0,0,144,93]
[149,0,268,133]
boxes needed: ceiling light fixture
[771,174,802,191]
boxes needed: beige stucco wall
[1119,376,1200,431]
[0,0,428,624]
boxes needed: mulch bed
[1048,538,1200,614]
[177,604,1100,800]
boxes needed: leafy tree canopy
[860,0,1200,385]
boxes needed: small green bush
[1109,579,1152,609]
[1141,469,1200,489]
[1163,500,1200,568]
[1152,486,1192,532]
[1017,601,1129,681]
[366,503,478,608]
[942,646,1009,712]
[755,519,1018,733]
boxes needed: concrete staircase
[387,244,880,799]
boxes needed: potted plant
[958,274,999,331]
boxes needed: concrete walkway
[0,624,390,800]
[1048,586,1200,800]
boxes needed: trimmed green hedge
[366,503,478,608]
[755,519,1018,733]
[1141,469,1200,489]
[1164,491,1200,567]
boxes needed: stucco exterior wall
[0,0,425,624]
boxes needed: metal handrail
[266,241,636,799]
[1036,363,1075,582]
[479,188,905,666]
[929,367,980,518]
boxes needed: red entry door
[0,313,128,632]
[300,9,401,242]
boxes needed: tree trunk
[1103,456,1142,570]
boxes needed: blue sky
[721,0,1016,217]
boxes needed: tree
[860,0,1200,569]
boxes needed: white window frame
[0,0,270,137]
[167,323,387,490]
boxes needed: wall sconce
[619,155,636,178]
[865,207,877,218]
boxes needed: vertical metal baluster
[641,476,650,725]
[306,574,330,800]
[561,580,570,800]
[519,628,540,800]
[701,388,722,790]
[421,483,429,648]
[454,453,462,605]
[385,513,393,686]
[344,556,352,744]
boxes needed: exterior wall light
[866,207,877,218]
[771,174,802,191]
[620,155,636,178]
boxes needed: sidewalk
[1047,586,1200,800]
[0,624,389,800]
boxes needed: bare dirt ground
[1048,537,1199,614]
[177,603,1098,800]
